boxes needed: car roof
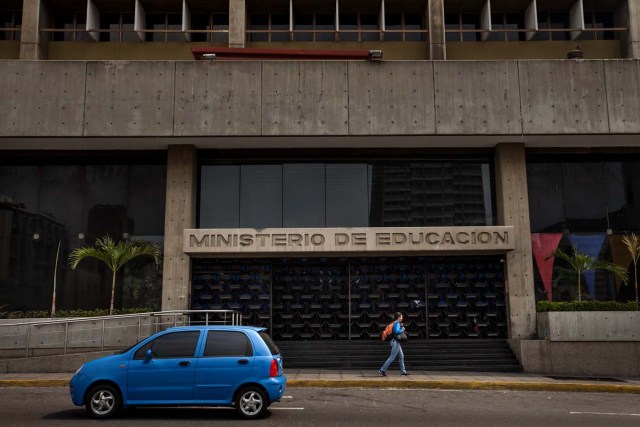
[166,325,266,332]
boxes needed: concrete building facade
[1,0,640,373]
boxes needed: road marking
[272,407,305,410]
[570,412,640,417]
[281,395,293,399]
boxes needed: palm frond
[622,234,640,263]
[592,260,628,284]
[70,236,162,273]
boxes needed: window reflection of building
[0,198,66,310]
[0,162,166,312]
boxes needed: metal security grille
[192,256,507,340]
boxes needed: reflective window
[0,161,166,311]
[200,166,240,228]
[204,331,253,357]
[326,164,369,227]
[134,331,200,359]
[199,160,495,229]
[283,164,325,228]
[240,165,282,228]
[527,159,640,234]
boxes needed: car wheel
[85,384,121,419]
[235,387,269,419]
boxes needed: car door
[127,330,201,404]
[193,330,255,403]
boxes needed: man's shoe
[401,372,410,376]
[379,370,387,377]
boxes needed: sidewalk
[1,370,640,394]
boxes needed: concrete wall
[2,60,640,141]
[537,312,640,341]
[513,339,640,377]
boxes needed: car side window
[133,331,200,360]
[204,331,253,357]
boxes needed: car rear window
[259,331,281,355]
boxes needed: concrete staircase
[276,339,522,372]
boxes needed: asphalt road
[1,386,639,426]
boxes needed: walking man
[379,312,409,376]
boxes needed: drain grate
[545,376,626,383]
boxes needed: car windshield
[258,331,281,355]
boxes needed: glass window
[134,331,200,359]
[240,165,282,228]
[360,14,378,41]
[0,161,166,311]
[283,164,325,228]
[562,163,607,232]
[527,163,565,232]
[339,13,357,41]
[271,13,289,42]
[249,14,269,42]
[461,14,480,41]
[326,164,369,227]
[294,14,313,41]
[385,13,403,41]
[315,14,334,41]
[166,13,182,42]
[200,166,240,228]
[404,14,424,41]
[204,331,253,357]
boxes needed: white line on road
[570,412,640,417]
[272,407,305,410]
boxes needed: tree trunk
[110,270,116,315]
[577,272,582,302]
[635,260,639,310]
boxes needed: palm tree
[549,245,628,302]
[622,233,640,309]
[69,236,162,315]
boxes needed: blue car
[70,325,286,419]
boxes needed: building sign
[184,227,515,256]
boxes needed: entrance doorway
[191,256,507,340]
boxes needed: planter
[537,311,640,341]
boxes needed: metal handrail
[0,310,242,359]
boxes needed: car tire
[235,386,269,419]
[85,384,121,419]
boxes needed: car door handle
[237,359,249,365]
[179,361,190,367]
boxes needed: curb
[286,379,640,394]
[2,379,639,394]
[0,379,69,388]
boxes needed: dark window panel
[527,163,565,232]
[240,165,282,228]
[204,331,253,357]
[562,163,607,232]
[283,164,325,228]
[326,164,369,227]
[200,165,240,228]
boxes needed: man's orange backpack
[380,322,394,342]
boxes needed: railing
[0,310,242,359]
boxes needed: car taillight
[269,359,279,377]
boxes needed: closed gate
[192,256,507,340]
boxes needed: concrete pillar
[19,0,50,60]
[627,0,640,59]
[428,0,446,60]
[229,0,246,48]
[162,145,197,311]
[494,143,536,339]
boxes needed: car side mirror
[144,348,154,362]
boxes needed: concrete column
[229,0,246,48]
[428,0,446,60]
[19,0,50,60]
[162,145,197,311]
[495,143,536,339]
[627,0,640,59]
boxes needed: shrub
[536,301,639,312]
